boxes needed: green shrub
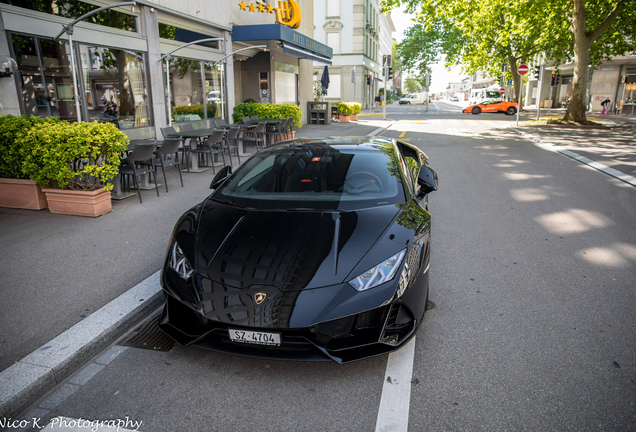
[0,115,62,179]
[173,103,218,119]
[20,121,128,191]
[337,102,354,116]
[233,103,302,129]
[351,103,361,115]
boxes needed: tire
[506,107,516,115]
[471,107,481,115]
[407,101,411,105]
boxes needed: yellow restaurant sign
[238,0,301,29]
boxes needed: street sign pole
[516,64,529,127]
[535,64,544,121]
[383,67,387,120]
[547,84,553,116]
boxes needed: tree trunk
[508,56,523,110]
[564,0,590,122]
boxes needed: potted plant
[350,103,361,121]
[337,102,353,123]
[0,115,61,210]
[20,121,128,217]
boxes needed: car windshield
[482,100,502,105]
[214,145,406,211]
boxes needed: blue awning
[233,24,332,65]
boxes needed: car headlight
[349,249,406,292]
[169,241,194,280]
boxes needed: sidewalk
[0,119,391,418]
[510,114,636,186]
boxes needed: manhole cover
[120,317,175,352]
[426,300,436,311]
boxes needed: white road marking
[375,337,417,432]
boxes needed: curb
[509,127,636,188]
[0,272,163,418]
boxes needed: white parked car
[399,93,427,105]
[450,95,459,102]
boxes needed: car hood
[192,199,409,291]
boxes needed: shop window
[79,44,149,129]
[11,34,76,120]
[1,0,136,32]
[326,73,341,99]
[159,23,220,49]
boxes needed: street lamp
[158,38,224,126]
[54,1,136,122]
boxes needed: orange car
[463,100,519,115]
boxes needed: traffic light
[551,71,556,86]
[555,73,560,85]
[366,74,371,85]
[534,66,541,80]
[388,67,393,80]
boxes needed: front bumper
[158,266,429,363]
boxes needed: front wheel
[506,107,516,115]
[471,107,481,115]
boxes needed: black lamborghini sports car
[159,136,438,363]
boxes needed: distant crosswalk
[386,118,514,138]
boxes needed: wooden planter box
[271,131,296,143]
[42,188,112,217]
[339,115,351,123]
[0,178,48,210]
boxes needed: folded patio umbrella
[321,66,329,95]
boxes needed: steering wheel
[346,171,383,189]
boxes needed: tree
[559,0,635,121]
[391,40,404,94]
[383,0,564,110]
[404,77,420,93]
[381,0,636,121]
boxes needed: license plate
[228,329,281,346]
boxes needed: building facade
[0,0,331,140]
[313,0,392,109]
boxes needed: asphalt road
[8,110,636,431]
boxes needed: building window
[327,32,340,55]
[326,0,340,17]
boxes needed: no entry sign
[518,64,529,75]
[499,88,505,95]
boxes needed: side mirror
[417,166,438,195]
[209,165,232,190]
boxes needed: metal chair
[223,127,241,166]
[242,116,252,124]
[215,118,228,128]
[250,115,260,121]
[138,138,183,192]
[118,143,160,203]
[189,129,226,174]
[241,122,266,151]
[266,119,288,145]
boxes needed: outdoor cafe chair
[241,122,266,151]
[118,143,160,203]
[250,115,260,121]
[215,118,228,128]
[265,118,288,145]
[189,129,226,174]
[241,116,252,124]
[223,127,241,166]
[137,138,183,193]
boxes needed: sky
[388,5,464,93]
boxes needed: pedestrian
[374,93,382,113]
[601,97,610,114]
